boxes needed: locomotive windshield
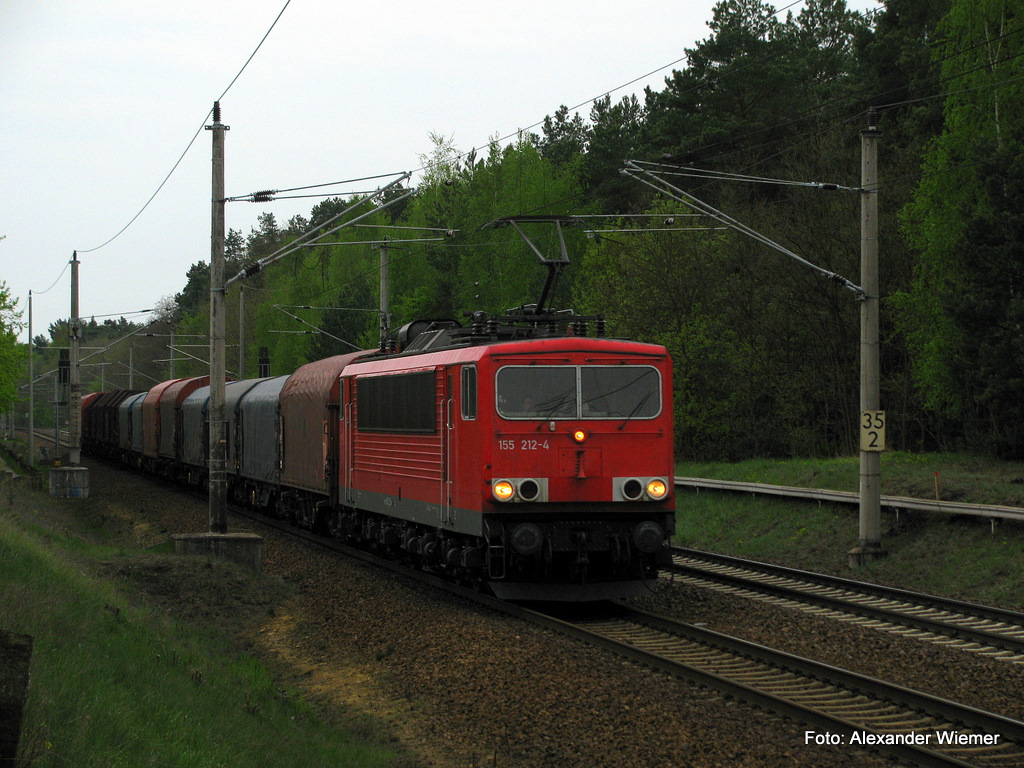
[496,365,661,420]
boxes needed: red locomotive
[330,326,674,599]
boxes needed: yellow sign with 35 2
[860,410,886,452]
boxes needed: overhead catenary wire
[224,172,413,288]
[621,160,863,295]
[294,238,446,247]
[634,162,860,192]
[272,304,361,351]
[276,305,380,313]
[585,227,728,234]
[224,172,407,202]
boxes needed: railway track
[669,548,1024,660]
[546,604,1024,768]
[225,502,1024,767]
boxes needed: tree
[173,261,210,318]
[0,280,25,414]
[895,0,1024,455]
[540,105,590,167]
[644,0,795,165]
[854,0,948,149]
[225,228,246,278]
[308,276,377,360]
[246,212,281,260]
[585,95,647,212]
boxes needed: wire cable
[30,259,72,295]
[217,0,292,102]
[76,0,293,255]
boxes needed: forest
[12,0,1024,461]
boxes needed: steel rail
[562,606,1024,768]
[670,548,1024,657]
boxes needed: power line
[76,0,293,255]
[225,172,409,203]
[225,172,413,287]
[217,0,292,102]
[29,259,71,295]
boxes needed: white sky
[1,0,880,341]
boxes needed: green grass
[673,452,1024,609]
[0,508,412,768]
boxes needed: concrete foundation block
[172,532,264,574]
[847,542,887,568]
[48,466,89,499]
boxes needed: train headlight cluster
[491,478,548,503]
[572,429,588,443]
[614,477,671,502]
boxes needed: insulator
[213,101,221,123]
[596,317,606,337]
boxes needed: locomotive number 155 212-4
[498,439,550,451]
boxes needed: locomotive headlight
[572,428,588,443]
[518,479,541,502]
[646,478,669,500]
[622,478,644,500]
[493,480,515,502]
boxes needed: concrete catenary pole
[379,238,390,348]
[207,102,228,533]
[238,284,245,378]
[851,110,885,566]
[27,291,33,464]
[69,251,82,465]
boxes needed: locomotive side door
[441,371,455,527]
[341,378,355,507]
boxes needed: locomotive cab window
[581,366,660,418]
[461,366,477,420]
[496,365,661,420]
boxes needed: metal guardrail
[675,477,1024,523]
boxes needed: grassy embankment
[674,451,1024,609]
[0,470,414,768]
